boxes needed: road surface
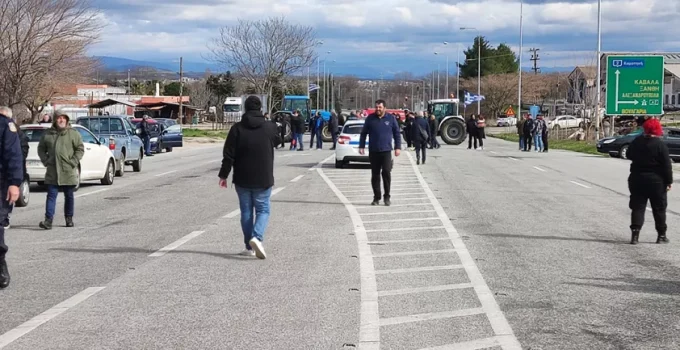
[1,136,679,350]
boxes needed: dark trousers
[369,151,392,201]
[46,185,75,220]
[404,127,412,148]
[629,176,667,233]
[477,135,484,147]
[429,134,439,148]
[315,128,323,149]
[468,134,477,149]
[523,132,532,151]
[309,128,316,149]
[0,194,9,259]
[542,133,548,151]
[279,126,285,148]
[414,141,426,162]
[331,132,337,148]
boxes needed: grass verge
[182,128,227,139]
[489,133,602,156]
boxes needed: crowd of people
[516,114,549,152]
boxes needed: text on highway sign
[605,55,664,115]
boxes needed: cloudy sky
[89,0,680,75]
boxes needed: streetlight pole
[315,41,323,106]
[518,0,523,120]
[456,44,460,100]
[595,0,602,139]
[460,27,481,114]
[443,42,449,98]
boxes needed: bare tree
[187,80,212,111]
[463,73,517,117]
[208,17,318,96]
[0,0,101,110]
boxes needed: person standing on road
[627,118,672,245]
[532,115,546,152]
[314,112,325,150]
[219,96,281,259]
[0,106,24,289]
[1,113,29,229]
[359,99,401,206]
[476,115,486,150]
[329,111,339,150]
[466,115,478,150]
[428,113,440,149]
[411,111,430,165]
[37,112,84,230]
[290,110,304,151]
[517,115,525,150]
[403,112,413,150]
[541,117,549,153]
[139,115,154,157]
[523,115,534,151]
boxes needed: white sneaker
[249,238,267,259]
[239,249,255,257]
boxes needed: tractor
[273,95,333,142]
[427,98,467,145]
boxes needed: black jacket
[466,118,477,136]
[628,135,673,185]
[410,116,430,143]
[290,114,304,134]
[18,128,28,177]
[329,114,339,134]
[218,110,282,188]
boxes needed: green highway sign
[605,55,664,116]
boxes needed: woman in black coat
[466,115,478,149]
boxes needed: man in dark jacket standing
[1,113,28,229]
[359,99,402,206]
[140,115,153,157]
[329,111,339,150]
[411,111,430,165]
[219,96,281,259]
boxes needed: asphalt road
[1,134,680,349]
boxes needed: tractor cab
[281,95,311,123]
[427,98,466,145]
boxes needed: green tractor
[428,98,467,145]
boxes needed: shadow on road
[50,247,266,261]
[567,275,680,296]
[480,232,625,245]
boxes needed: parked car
[154,118,178,128]
[76,115,144,174]
[335,120,393,169]
[548,115,588,130]
[597,127,680,161]
[130,118,183,153]
[496,116,517,127]
[21,124,117,190]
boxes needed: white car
[335,120,395,169]
[21,124,117,190]
[549,115,588,130]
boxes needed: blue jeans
[315,128,323,149]
[235,185,272,250]
[46,185,75,220]
[519,135,525,150]
[296,133,304,150]
[533,134,544,151]
[143,135,152,155]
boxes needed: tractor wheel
[440,118,466,145]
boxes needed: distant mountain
[93,56,221,73]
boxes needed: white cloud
[89,0,680,73]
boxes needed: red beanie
[643,118,663,136]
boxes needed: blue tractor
[275,95,333,142]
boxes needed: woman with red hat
[626,118,672,244]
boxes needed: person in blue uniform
[0,106,24,289]
[1,113,29,229]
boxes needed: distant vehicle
[426,98,466,145]
[496,115,517,127]
[595,128,680,160]
[362,108,406,123]
[223,96,243,123]
[334,120,393,169]
[548,115,588,130]
[75,115,144,175]
[274,95,336,143]
[154,118,177,128]
[21,124,117,190]
[130,118,183,153]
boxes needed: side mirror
[98,137,106,144]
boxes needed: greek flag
[309,83,320,92]
[464,91,485,106]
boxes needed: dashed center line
[508,157,519,161]
[74,188,109,198]
[149,231,205,257]
[533,166,546,172]
[155,170,177,177]
[570,180,591,188]
[290,175,304,182]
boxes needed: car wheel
[132,152,142,172]
[115,154,125,177]
[166,147,173,152]
[620,144,629,160]
[335,159,344,168]
[15,177,29,207]
[100,159,115,185]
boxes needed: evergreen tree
[459,36,494,79]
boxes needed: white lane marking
[222,186,287,218]
[347,192,425,197]
[357,203,433,209]
[149,231,205,257]
[155,170,178,177]
[361,210,436,216]
[334,180,414,184]
[380,308,485,326]
[281,153,310,157]
[419,335,515,350]
[317,168,380,349]
[378,283,473,297]
[372,249,457,258]
[489,151,498,154]
[532,166,546,172]
[368,237,449,244]
[0,287,105,348]
[350,197,430,203]
[290,175,304,182]
[406,151,521,349]
[508,157,519,161]
[365,226,445,233]
[362,217,440,224]
[74,188,109,198]
[570,180,591,189]
[343,189,418,193]
[309,155,335,171]
[375,265,464,275]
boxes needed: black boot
[630,228,640,245]
[657,233,670,244]
[371,199,379,206]
[0,259,9,289]
[384,196,391,206]
[39,217,52,230]
[416,159,420,165]
[65,216,74,227]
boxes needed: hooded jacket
[218,97,282,188]
[37,116,84,186]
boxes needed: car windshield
[223,104,240,112]
[21,128,47,142]
[342,124,364,134]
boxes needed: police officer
[0,106,24,289]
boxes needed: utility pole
[595,0,602,139]
[529,48,540,74]
[178,56,183,124]
[127,69,131,95]
[518,0,523,121]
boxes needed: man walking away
[140,115,154,156]
[359,99,402,206]
[37,111,84,229]
[627,118,672,245]
[517,115,526,150]
[411,111,430,165]
[542,117,549,152]
[219,96,281,259]
[404,113,413,149]
[330,111,339,150]
[274,113,286,149]
[0,106,24,289]
[2,113,29,229]
[428,113,440,149]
